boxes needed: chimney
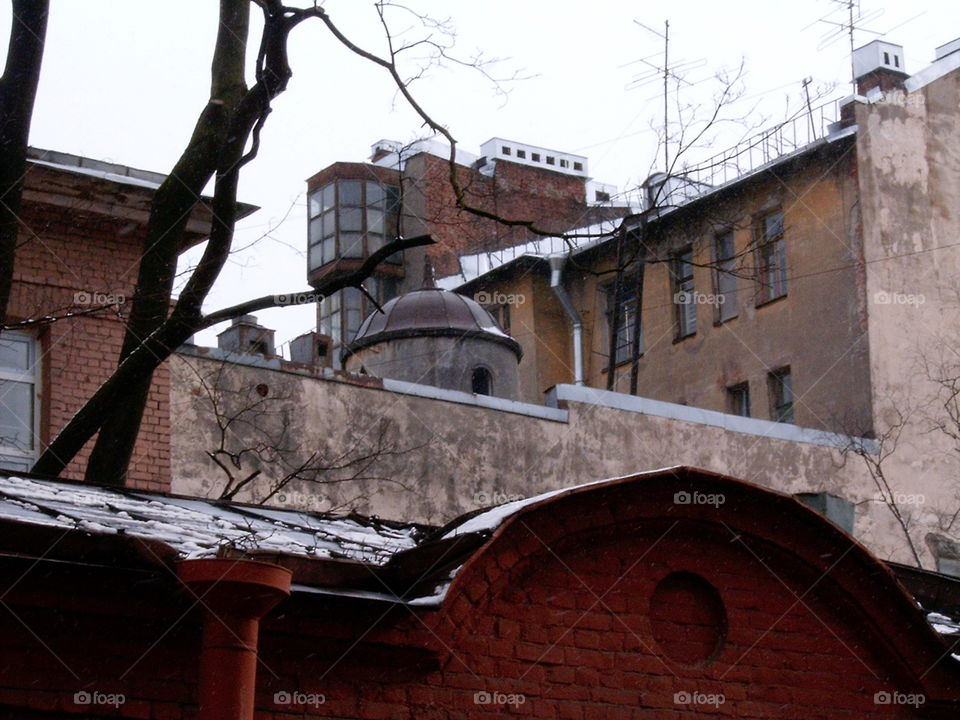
[852,40,908,96]
[216,315,276,358]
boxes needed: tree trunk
[0,1,49,329]
[83,0,250,485]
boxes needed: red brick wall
[11,169,171,490]
[1,474,952,719]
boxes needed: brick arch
[434,467,960,712]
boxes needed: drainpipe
[178,558,292,720]
[548,255,584,386]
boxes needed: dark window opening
[595,190,611,202]
[756,211,787,303]
[769,368,794,423]
[605,274,642,365]
[531,153,541,162]
[727,382,750,417]
[884,51,890,64]
[546,156,555,165]
[560,159,569,168]
[573,162,583,171]
[714,230,738,322]
[502,146,511,155]
[472,367,493,396]
[672,246,696,338]
[516,149,526,159]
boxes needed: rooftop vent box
[853,40,906,79]
[935,37,960,61]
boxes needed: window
[560,159,569,168]
[714,231,738,322]
[573,162,583,171]
[307,180,401,272]
[727,382,750,417]
[502,145,511,155]
[319,277,400,368]
[595,190,611,203]
[756,211,787,303]
[471,367,493,396]
[672,246,696,338]
[531,153,541,162]
[769,367,794,423]
[546,156,555,165]
[516,149,526,159]
[605,275,642,365]
[0,332,38,471]
[484,304,511,334]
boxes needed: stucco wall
[170,351,916,563]
[855,66,960,569]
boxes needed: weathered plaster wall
[855,67,960,568]
[171,352,913,563]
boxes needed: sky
[5,0,960,350]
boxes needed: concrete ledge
[547,384,877,452]
[382,378,568,422]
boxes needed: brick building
[1,149,252,490]
[1,467,958,718]
[302,137,630,366]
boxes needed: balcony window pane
[321,236,336,264]
[366,182,384,207]
[340,232,364,258]
[308,190,322,218]
[339,180,362,206]
[367,208,384,234]
[309,217,323,245]
[321,209,336,238]
[340,207,363,232]
[321,184,335,211]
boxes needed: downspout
[178,558,292,720]
[548,254,584,386]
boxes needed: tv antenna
[813,1,884,90]
[626,21,705,173]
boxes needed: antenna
[628,20,704,173]
[812,1,885,90]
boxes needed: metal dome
[342,288,522,360]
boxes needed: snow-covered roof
[439,216,624,290]
[0,476,420,564]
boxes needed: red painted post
[177,558,292,720]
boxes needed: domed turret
[342,288,521,399]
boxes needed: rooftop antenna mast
[814,1,884,92]
[628,21,703,174]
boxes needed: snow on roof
[438,216,623,290]
[28,158,163,191]
[0,476,420,564]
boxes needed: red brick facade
[7,160,217,491]
[1,468,957,718]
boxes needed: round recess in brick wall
[649,571,727,667]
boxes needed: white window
[0,332,39,471]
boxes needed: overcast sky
[5,0,959,349]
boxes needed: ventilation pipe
[549,254,584,386]
[178,558,292,720]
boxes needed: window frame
[672,246,696,339]
[307,180,403,272]
[0,331,40,472]
[768,367,794,424]
[713,230,739,323]
[726,382,750,417]
[755,210,787,305]
[603,273,643,366]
